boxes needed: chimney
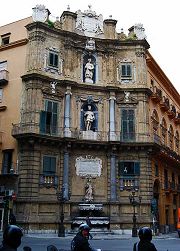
[104,16,117,39]
[60,10,77,32]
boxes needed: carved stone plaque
[75,156,102,177]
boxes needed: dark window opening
[49,52,58,68]
[40,100,58,134]
[119,161,140,176]
[164,169,168,189]
[121,64,132,78]
[2,37,10,45]
[155,162,159,176]
[2,150,13,174]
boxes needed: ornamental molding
[75,5,104,38]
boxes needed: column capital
[109,96,116,101]
[65,86,72,95]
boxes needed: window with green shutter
[40,100,58,134]
[49,52,59,68]
[121,63,132,78]
[121,64,132,77]
[43,156,56,175]
[121,109,135,141]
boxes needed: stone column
[110,154,117,201]
[62,151,69,200]
[64,86,72,137]
[109,93,116,140]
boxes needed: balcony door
[40,100,58,135]
[121,109,135,141]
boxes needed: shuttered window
[121,64,132,77]
[43,156,56,174]
[40,100,58,134]
[49,52,58,68]
[121,109,135,141]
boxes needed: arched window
[161,118,167,145]
[168,125,174,150]
[175,130,179,153]
[151,110,159,143]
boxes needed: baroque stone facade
[1,5,180,234]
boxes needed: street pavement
[0,231,180,251]
[24,231,179,240]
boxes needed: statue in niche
[84,105,95,131]
[85,179,93,202]
[85,58,94,83]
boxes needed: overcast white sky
[1,0,179,94]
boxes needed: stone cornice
[146,50,180,104]
[26,22,150,52]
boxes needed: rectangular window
[164,169,168,189]
[40,100,58,134]
[48,52,58,68]
[2,150,13,174]
[121,64,132,77]
[119,161,140,176]
[1,33,11,45]
[155,162,159,176]
[43,156,56,175]
[121,109,135,141]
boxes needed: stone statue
[50,81,57,94]
[85,58,94,83]
[85,180,93,202]
[84,105,95,131]
[85,38,95,51]
[124,91,130,102]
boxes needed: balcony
[174,113,180,125]
[0,162,18,176]
[160,97,170,112]
[12,123,167,147]
[151,86,162,103]
[39,174,58,188]
[119,177,139,191]
[164,181,179,193]
[167,110,176,119]
[0,69,9,85]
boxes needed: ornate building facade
[0,5,180,233]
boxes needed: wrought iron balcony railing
[11,122,168,145]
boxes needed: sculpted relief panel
[75,5,104,38]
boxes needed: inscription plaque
[75,156,102,177]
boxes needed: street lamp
[129,190,142,237]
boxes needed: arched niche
[80,102,98,131]
[83,54,96,84]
